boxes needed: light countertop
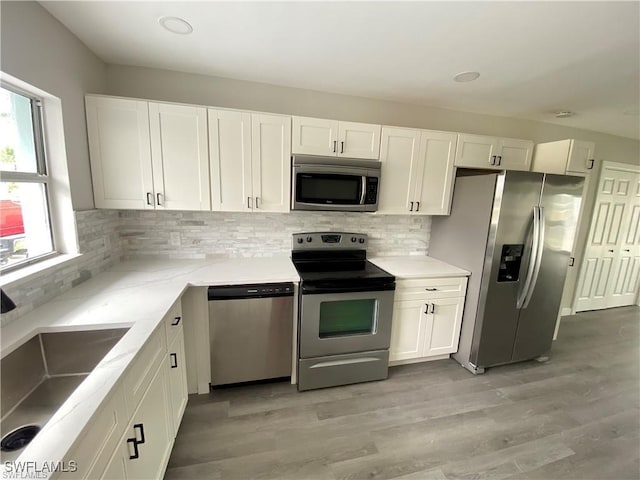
[0,253,465,472]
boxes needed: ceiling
[42,1,640,140]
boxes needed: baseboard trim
[560,307,572,317]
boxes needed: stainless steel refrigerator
[430,170,584,374]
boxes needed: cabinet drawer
[395,277,467,300]
[122,326,166,416]
[164,299,183,347]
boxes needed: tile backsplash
[119,210,431,259]
[2,209,430,327]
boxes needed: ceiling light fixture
[158,16,193,35]
[453,71,480,83]
[555,111,575,118]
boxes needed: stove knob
[306,236,313,243]
[351,237,357,243]
[358,238,365,244]
[297,238,304,244]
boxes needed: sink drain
[1,425,41,452]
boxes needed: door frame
[572,160,640,313]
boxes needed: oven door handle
[301,283,396,295]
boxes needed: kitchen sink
[0,328,129,462]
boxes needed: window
[0,84,54,271]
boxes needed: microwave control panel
[365,177,379,205]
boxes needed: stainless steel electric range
[291,232,396,391]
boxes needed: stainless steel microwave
[291,155,381,212]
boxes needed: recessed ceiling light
[453,71,480,83]
[158,16,193,35]
[555,111,575,118]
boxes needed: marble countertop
[369,255,470,278]
[0,253,465,472]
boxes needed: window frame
[0,81,57,273]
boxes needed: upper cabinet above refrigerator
[531,139,596,176]
[291,116,381,159]
[454,134,533,171]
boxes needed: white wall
[0,1,107,210]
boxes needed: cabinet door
[209,109,253,212]
[291,116,338,156]
[251,114,292,212]
[567,140,595,174]
[86,96,154,210]
[338,121,381,159]
[149,103,210,211]
[454,134,499,169]
[123,363,173,479]
[423,297,464,356]
[167,329,188,435]
[389,299,428,362]
[414,131,457,215]
[497,138,533,171]
[377,127,421,214]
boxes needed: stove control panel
[292,232,368,250]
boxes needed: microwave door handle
[360,176,367,205]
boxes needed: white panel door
[209,109,252,212]
[567,140,595,174]
[86,96,153,210]
[454,134,499,169]
[497,138,533,171]
[291,116,338,156]
[337,121,381,159]
[389,299,428,362]
[149,103,210,211]
[576,165,640,311]
[414,130,458,215]
[377,127,421,215]
[423,297,464,356]
[251,114,292,212]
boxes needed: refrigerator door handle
[522,206,545,309]
[516,206,540,309]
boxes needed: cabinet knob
[171,316,181,326]
[608,249,614,253]
[425,287,438,291]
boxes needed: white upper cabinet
[209,109,291,213]
[454,134,532,171]
[378,127,457,215]
[149,103,210,211]
[86,96,154,210]
[532,139,596,175]
[209,109,253,212]
[87,96,210,211]
[292,116,381,159]
[251,114,292,212]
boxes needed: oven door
[299,289,394,358]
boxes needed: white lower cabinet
[167,328,188,434]
[390,277,467,364]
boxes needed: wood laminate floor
[165,306,640,480]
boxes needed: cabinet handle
[133,423,145,444]
[608,249,614,253]
[170,353,178,368]
[568,257,575,267]
[587,159,595,170]
[247,196,253,209]
[341,141,344,154]
[430,304,436,314]
[490,156,496,166]
[425,287,438,291]
[624,249,630,252]
[409,201,414,212]
[416,201,420,212]
[333,140,337,153]
[424,304,429,315]
[255,197,260,209]
[172,316,181,326]
[146,192,153,206]
[127,438,140,460]
[497,156,502,166]
[156,193,162,206]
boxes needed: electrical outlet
[170,232,181,246]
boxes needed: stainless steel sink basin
[0,328,129,461]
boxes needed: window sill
[0,253,82,288]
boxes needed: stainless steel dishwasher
[208,283,294,386]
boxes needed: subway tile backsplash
[1,209,430,327]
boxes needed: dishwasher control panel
[208,283,294,300]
